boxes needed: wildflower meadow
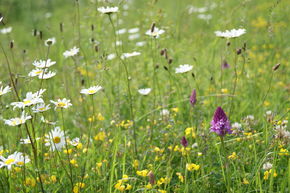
[0,0,289,192]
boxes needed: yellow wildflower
[186,163,200,171]
[145,183,152,189]
[176,172,184,183]
[136,169,149,177]
[133,160,139,169]
[185,127,196,138]
[228,152,238,160]
[242,178,249,185]
[94,131,106,141]
[279,148,289,156]
[50,175,57,183]
[25,177,36,187]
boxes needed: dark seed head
[150,22,156,33]
[10,41,14,49]
[39,31,43,40]
[272,63,280,71]
[243,42,247,51]
[33,29,37,37]
[236,48,242,55]
[95,45,99,52]
[60,22,63,32]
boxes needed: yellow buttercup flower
[94,131,106,141]
[228,152,238,160]
[176,172,184,183]
[136,169,149,177]
[186,163,200,171]
[133,160,139,169]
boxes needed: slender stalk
[108,14,138,156]
[229,48,239,117]
[79,95,95,192]
[61,109,74,189]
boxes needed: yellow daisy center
[53,136,61,144]
[5,158,15,165]
[36,70,43,74]
[23,100,32,105]
[57,102,66,107]
[88,90,95,94]
[17,161,24,166]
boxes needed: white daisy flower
[231,122,242,130]
[138,88,152,96]
[28,68,46,77]
[0,17,3,23]
[116,41,122,46]
[145,27,165,38]
[50,98,72,110]
[266,111,273,116]
[80,86,102,95]
[4,112,32,126]
[32,103,51,113]
[10,89,45,109]
[128,27,139,33]
[20,137,40,144]
[0,27,12,34]
[32,59,56,68]
[175,64,193,74]
[116,28,127,35]
[63,46,79,58]
[121,51,141,59]
[245,115,254,121]
[70,137,80,146]
[128,33,140,40]
[0,85,11,96]
[160,109,170,116]
[44,37,56,46]
[38,71,56,79]
[136,41,146,47]
[262,162,273,170]
[197,14,212,21]
[215,28,246,38]
[107,53,116,60]
[188,6,207,14]
[45,127,66,151]
[97,6,119,14]
[0,152,30,170]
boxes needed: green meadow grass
[0,0,289,192]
